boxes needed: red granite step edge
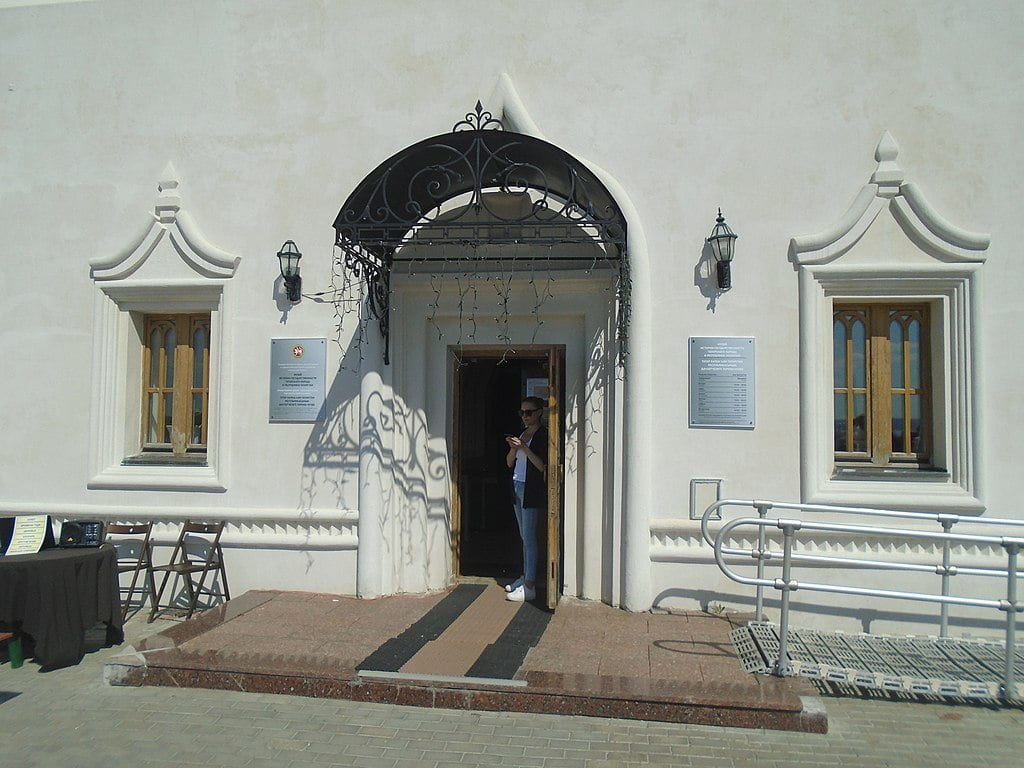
[103,655,826,733]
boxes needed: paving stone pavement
[2,618,1022,768]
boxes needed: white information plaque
[688,337,755,429]
[269,338,326,423]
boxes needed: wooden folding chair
[148,520,230,622]
[105,522,157,622]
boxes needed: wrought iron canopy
[332,103,629,365]
[333,103,627,257]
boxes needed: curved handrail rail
[713,516,1016,610]
[701,498,1024,550]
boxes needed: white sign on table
[3,515,49,556]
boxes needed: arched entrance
[333,102,634,609]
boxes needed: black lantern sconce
[276,240,302,302]
[706,209,738,291]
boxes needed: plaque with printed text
[3,515,49,556]
[688,337,755,429]
[269,338,327,422]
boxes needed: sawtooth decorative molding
[0,503,360,550]
[649,520,1009,567]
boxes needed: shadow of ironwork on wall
[301,363,452,591]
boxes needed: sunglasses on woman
[519,408,540,416]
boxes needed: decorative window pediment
[792,133,990,513]
[90,162,241,282]
[88,164,240,491]
[791,132,989,266]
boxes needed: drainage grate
[731,622,1024,701]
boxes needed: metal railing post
[773,520,799,677]
[1001,540,1021,701]
[754,502,770,622]
[939,519,954,638]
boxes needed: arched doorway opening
[332,102,630,608]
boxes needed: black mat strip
[356,583,486,672]
[466,601,553,679]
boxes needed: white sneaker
[506,583,536,602]
[504,576,524,593]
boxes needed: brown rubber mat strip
[400,584,519,676]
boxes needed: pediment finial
[156,161,181,223]
[871,131,903,190]
[875,131,899,163]
[158,161,179,191]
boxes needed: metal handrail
[700,499,1024,701]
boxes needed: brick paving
[1,612,1022,768]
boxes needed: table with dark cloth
[0,544,123,668]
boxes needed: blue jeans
[512,480,539,584]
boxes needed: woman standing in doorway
[504,396,548,602]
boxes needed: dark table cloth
[0,544,123,668]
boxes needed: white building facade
[2,0,1021,637]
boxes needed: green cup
[8,636,23,669]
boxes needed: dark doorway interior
[456,356,550,582]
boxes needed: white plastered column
[356,331,386,599]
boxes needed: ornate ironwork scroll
[333,102,629,366]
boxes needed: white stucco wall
[2,0,1022,636]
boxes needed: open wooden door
[545,345,563,609]
[450,352,464,579]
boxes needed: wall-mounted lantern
[276,240,302,302]
[706,209,738,291]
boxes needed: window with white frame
[798,268,982,511]
[791,133,988,512]
[127,312,212,463]
[88,166,239,490]
[88,284,229,490]
[832,302,934,473]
